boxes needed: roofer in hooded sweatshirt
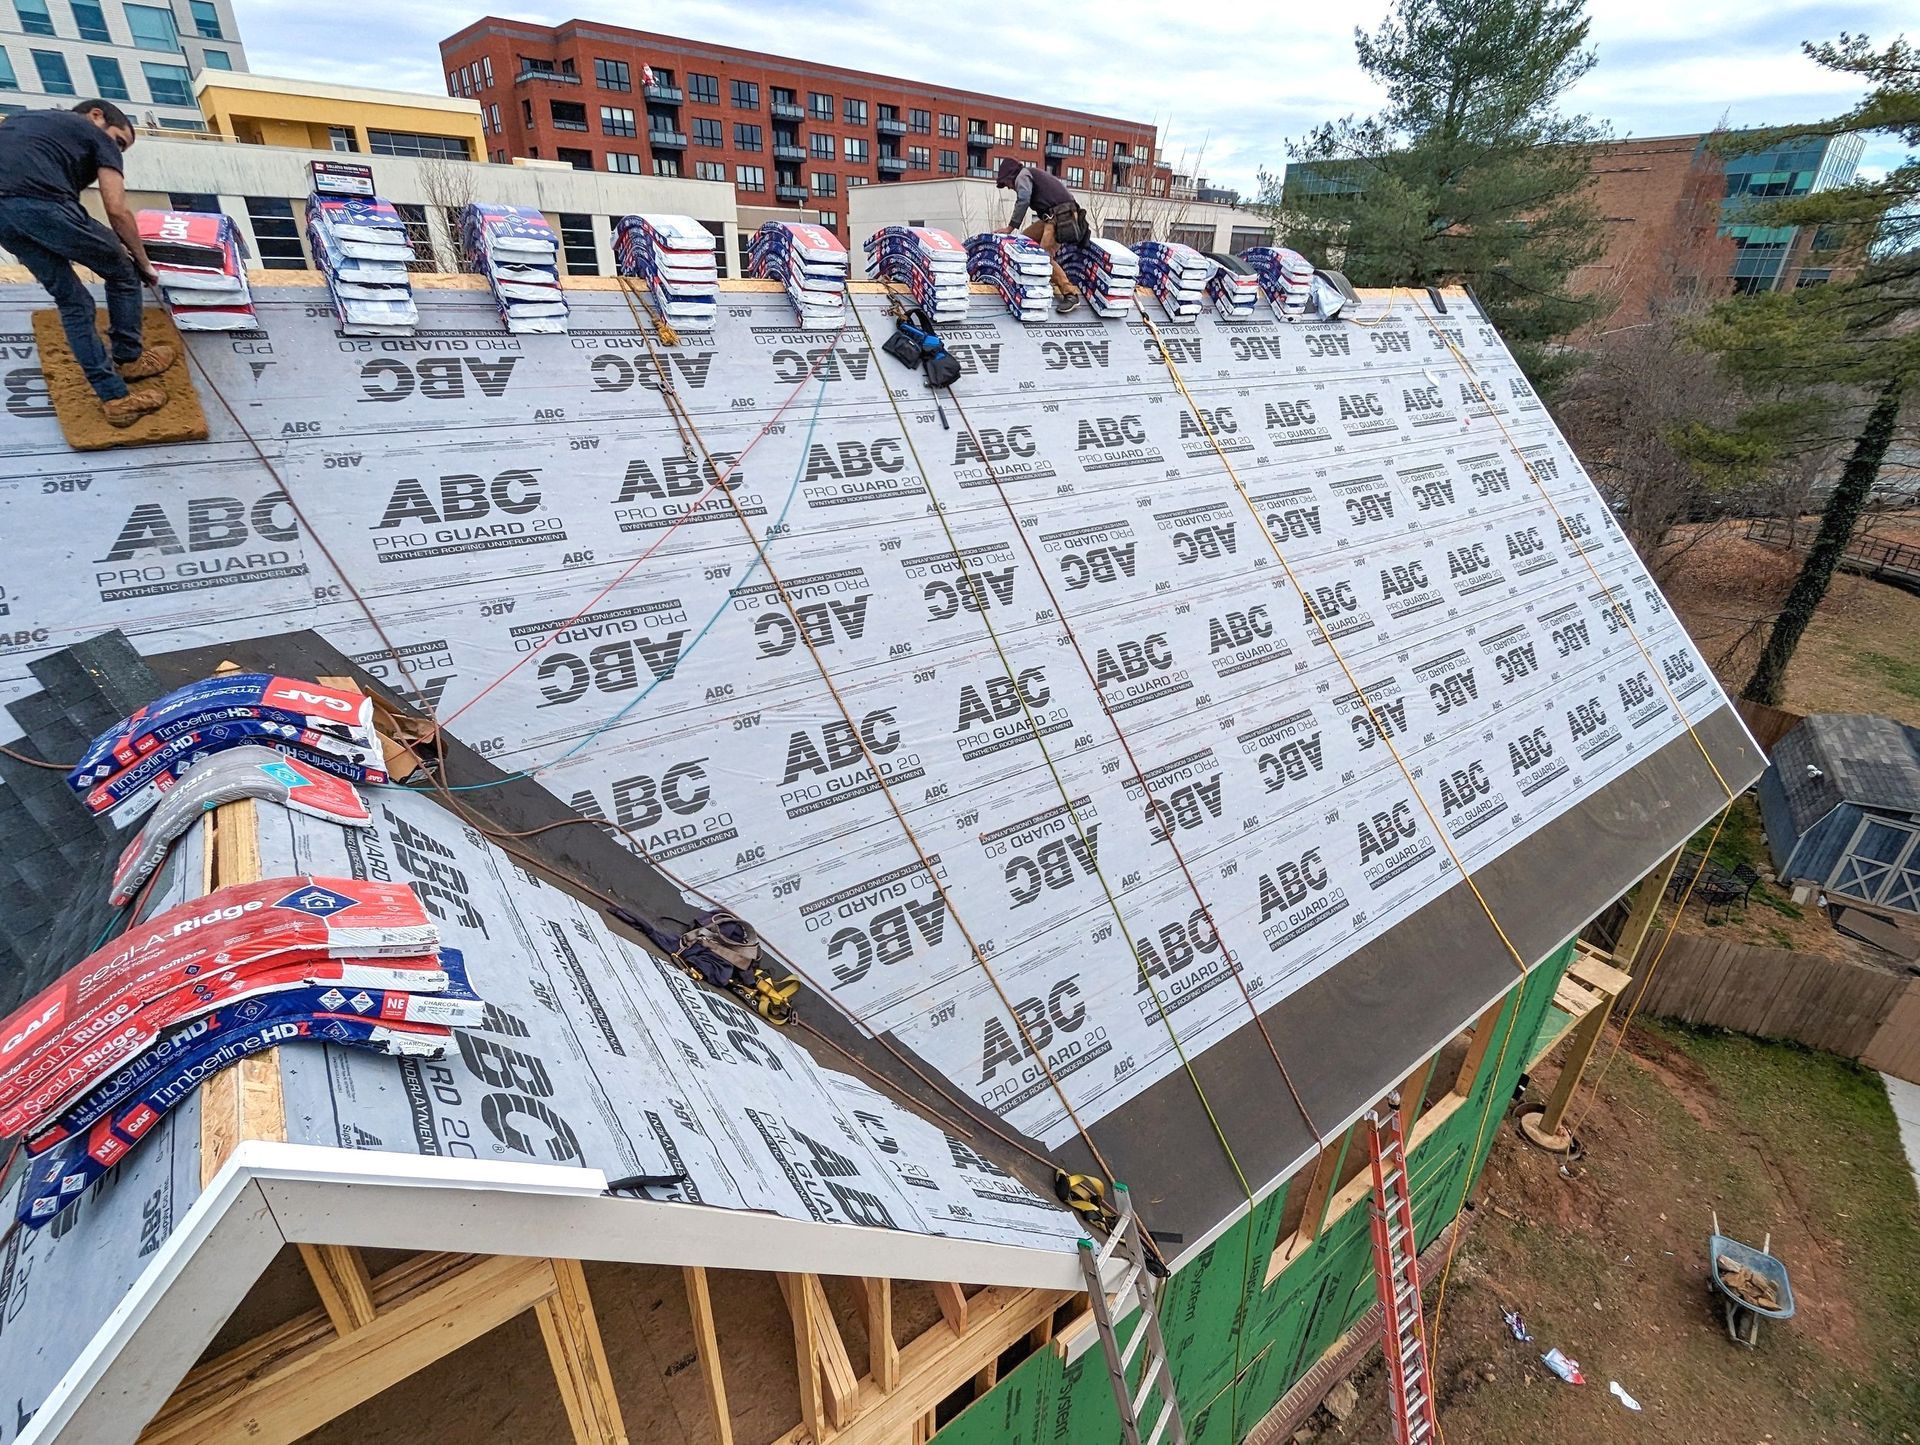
[998,156,1082,314]
[0,99,173,426]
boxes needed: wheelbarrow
[1708,1211,1795,1346]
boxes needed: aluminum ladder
[1076,1183,1188,1445]
[1365,1105,1440,1445]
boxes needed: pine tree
[1689,35,1920,705]
[1259,0,1608,381]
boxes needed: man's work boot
[117,343,178,382]
[1055,292,1082,314]
[102,383,167,428]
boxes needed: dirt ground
[1314,1022,1920,1445]
[1662,522,1920,728]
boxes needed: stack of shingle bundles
[1242,245,1316,320]
[1133,240,1211,320]
[1204,252,1261,321]
[612,213,720,331]
[305,192,419,336]
[460,203,569,333]
[964,231,1051,322]
[862,225,970,323]
[6,876,487,1227]
[135,209,255,332]
[748,220,849,327]
[1060,237,1139,319]
[64,672,389,828]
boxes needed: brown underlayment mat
[32,306,209,451]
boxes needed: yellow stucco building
[193,72,485,161]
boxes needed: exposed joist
[683,1267,735,1445]
[295,1243,375,1334]
[782,1272,828,1442]
[778,1273,859,1427]
[535,1258,629,1445]
[932,1280,969,1336]
[859,1278,899,1393]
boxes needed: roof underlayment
[0,277,1762,1442]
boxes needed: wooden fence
[1632,933,1920,1083]
[1734,698,1804,755]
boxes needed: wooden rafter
[296,1242,375,1334]
[537,1259,628,1445]
[859,1278,899,1394]
[931,1280,969,1336]
[683,1267,735,1445]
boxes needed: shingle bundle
[65,671,388,827]
[965,231,1052,322]
[1060,237,1139,319]
[1205,252,1261,321]
[460,203,568,334]
[136,209,255,332]
[8,875,484,1227]
[863,225,970,323]
[305,192,418,336]
[1242,246,1316,320]
[749,221,848,327]
[613,214,720,331]
[1133,241,1212,320]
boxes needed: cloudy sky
[238,0,1910,193]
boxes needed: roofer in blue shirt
[0,100,173,427]
[997,156,1082,314]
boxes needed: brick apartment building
[438,17,1168,239]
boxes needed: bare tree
[416,158,480,272]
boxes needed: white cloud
[233,0,1912,196]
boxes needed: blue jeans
[0,196,145,401]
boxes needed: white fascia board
[23,1167,283,1445]
[239,1141,1096,1292]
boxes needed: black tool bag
[1050,204,1092,248]
[884,307,962,389]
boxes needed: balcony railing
[770,101,804,121]
[515,68,580,85]
[967,165,995,179]
[876,117,907,136]
[642,82,683,104]
[1045,142,1071,158]
[773,143,806,162]
[648,130,688,148]
[776,184,808,201]
[966,130,993,147]
[877,155,908,173]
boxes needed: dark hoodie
[998,159,1074,228]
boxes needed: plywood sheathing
[30,307,208,450]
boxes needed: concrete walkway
[1885,1073,1920,1199]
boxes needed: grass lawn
[1320,1021,1920,1444]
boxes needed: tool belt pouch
[1051,204,1091,248]
[882,325,926,370]
[920,342,962,389]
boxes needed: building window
[556,146,592,170]
[188,0,221,38]
[552,213,597,275]
[694,159,724,181]
[167,190,217,212]
[31,49,73,93]
[482,55,493,87]
[992,122,1013,145]
[846,175,868,188]
[1093,137,1109,158]
[736,164,765,191]
[730,78,757,109]
[809,131,834,160]
[142,59,193,104]
[701,218,727,277]
[1019,126,1038,150]
[1066,166,1084,186]
[327,125,356,152]
[648,65,675,87]
[0,50,16,90]
[600,105,635,137]
[687,71,718,104]
[938,149,958,175]
[245,196,306,270]
[607,151,640,173]
[733,121,761,150]
[522,98,533,126]
[843,136,867,163]
[391,202,436,271]
[692,116,721,147]
[594,57,629,91]
[816,210,837,230]
[14,0,54,37]
[811,172,836,197]
[939,113,958,139]
[550,99,587,131]
[1089,170,1105,190]
[87,55,128,99]
[652,155,680,177]
[367,129,472,160]
[70,1,110,41]
[808,90,832,120]
[1228,226,1272,251]
[843,97,866,126]
[907,145,929,169]
[488,102,500,132]
[201,47,231,69]
[1069,134,1086,155]
[908,107,930,134]
[124,3,179,50]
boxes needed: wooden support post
[1616,845,1684,976]
[1453,995,1510,1096]
[932,1280,969,1336]
[536,1259,629,1445]
[782,1273,828,1442]
[1523,952,1633,1151]
[971,1358,998,1396]
[1026,1310,1056,1352]
[777,1275,859,1428]
[859,1278,899,1394]
[1398,1056,1436,1142]
[295,1243,375,1335]
[683,1267,735,1445]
